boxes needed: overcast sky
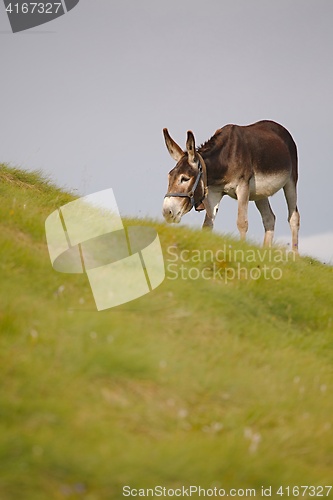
[1,0,332,262]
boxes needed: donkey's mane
[198,129,222,154]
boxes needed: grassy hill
[0,164,332,500]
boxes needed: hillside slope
[0,164,332,500]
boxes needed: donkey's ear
[163,128,184,162]
[186,130,198,167]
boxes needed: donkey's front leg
[235,181,250,240]
[202,189,223,230]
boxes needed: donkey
[162,120,300,251]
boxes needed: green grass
[0,163,332,499]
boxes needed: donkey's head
[162,129,206,223]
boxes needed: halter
[164,154,208,211]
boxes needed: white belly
[249,172,290,200]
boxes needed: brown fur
[163,120,300,251]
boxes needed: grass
[0,163,332,499]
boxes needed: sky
[0,0,332,263]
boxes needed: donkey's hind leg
[283,179,300,252]
[255,198,276,247]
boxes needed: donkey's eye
[180,176,190,183]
